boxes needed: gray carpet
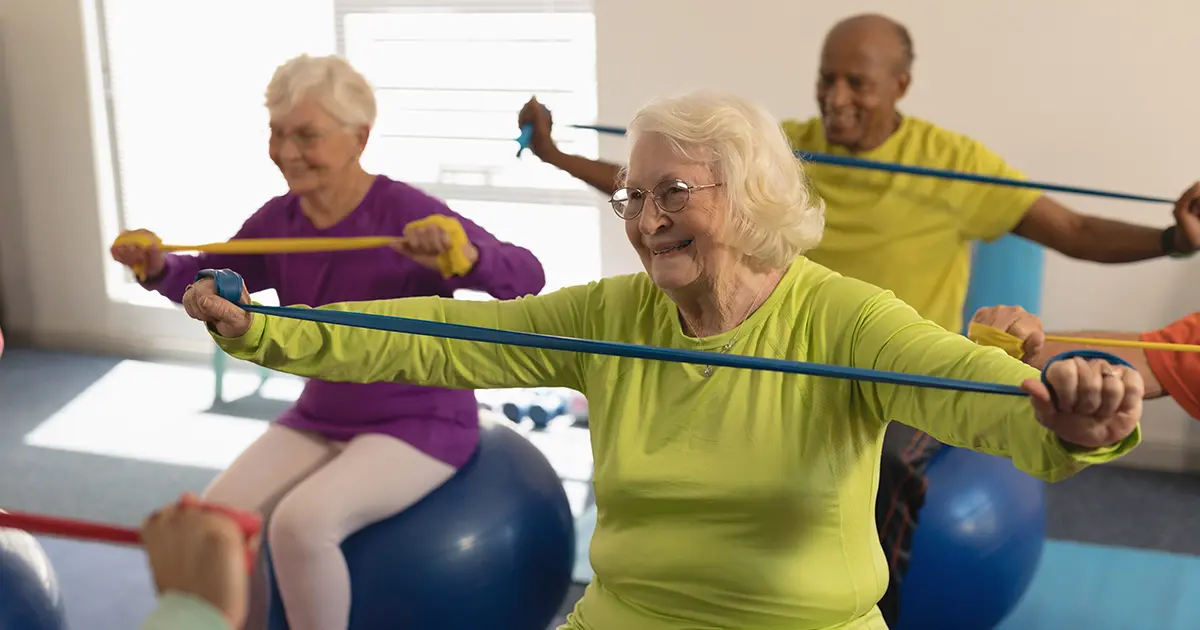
[2,345,1200,629]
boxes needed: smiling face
[816,16,911,152]
[622,133,734,292]
[268,97,368,195]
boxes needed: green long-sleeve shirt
[210,258,1138,630]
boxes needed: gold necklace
[699,282,768,378]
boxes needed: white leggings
[202,424,457,630]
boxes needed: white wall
[1,0,1198,468]
[590,0,1200,470]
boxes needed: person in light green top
[178,89,1143,630]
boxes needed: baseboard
[13,328,215,365]
[1104,437,1200,474]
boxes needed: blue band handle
[194,269,1135,401]
[516,124,534,157]
[1039,350,1136,409]
[195,268,243,302]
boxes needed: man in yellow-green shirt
[516,12,1199,627]
[519,14,1199,335]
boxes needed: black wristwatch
[1162,225,1196,259]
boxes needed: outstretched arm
[140,209,276,303]
[848,294,1140,482]
[207,281,591,393]
[541,150,624,197]
[1011,194,1190,263]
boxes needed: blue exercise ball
[0,521,67,630]
[265,419,574,630]
[894,446,1046,630]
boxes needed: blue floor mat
[997,539,1200,630]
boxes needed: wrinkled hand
[970,305,1045,362]
[1171,181,1200,254]
[183,276,253,338]
[110,229,166,279]
[140,493,262,629]
[390,223,478,272]
[1019,357,1143,450]
[517,96,558,161]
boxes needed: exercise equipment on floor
[264,418,575,630]
[894,446,1047,630]
[0,514,66,630]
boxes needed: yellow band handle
[968,322,1200,356]
[113,215,475,281]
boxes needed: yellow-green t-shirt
[781,116,1042,333]
[213,259,1137,630]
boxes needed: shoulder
[241,192,298,231]
[897,116,1011,171]
[780,116,823,150]
[791,257,892,313]
[543,272,667,339]
[793,258,920,333]
[368,175,450,211]
[574,272,661,312]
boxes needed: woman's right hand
[110,229,166,279]
[183,275,253,338]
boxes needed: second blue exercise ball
[894,446,1046,630]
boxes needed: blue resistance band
[515,123,1172,205]
[198,269,1132,400]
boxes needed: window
[337,0,602,295]
[91,0,601,306]
[91,0,337,304]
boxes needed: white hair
[626,90,825,268]
[264,54,377,128]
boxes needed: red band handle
[0,499,262,571]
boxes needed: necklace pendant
[702,365,714,378]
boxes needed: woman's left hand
[392,223,478,272]
[1020,357,1143,449]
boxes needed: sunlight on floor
[23,359,302,470]
[20,357,597,515]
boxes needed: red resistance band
[0,497,262,571]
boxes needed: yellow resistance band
[968,322,1200,360]
[114,215,474,280]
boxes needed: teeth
[654,240,692,255]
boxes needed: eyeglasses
[269,127,333,151]
[609,179,723,220]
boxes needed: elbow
[509,250,548,297]
[482,248,547,299]
[1052,216,1117,263]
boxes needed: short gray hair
[626,90,825,268]
[264,54,377,128]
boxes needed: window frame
[334,0,601,210]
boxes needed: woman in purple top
[110,54,546,630]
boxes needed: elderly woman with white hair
[110,54,546,630]
[169,89,1141,630]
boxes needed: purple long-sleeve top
[144,175,546,468]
